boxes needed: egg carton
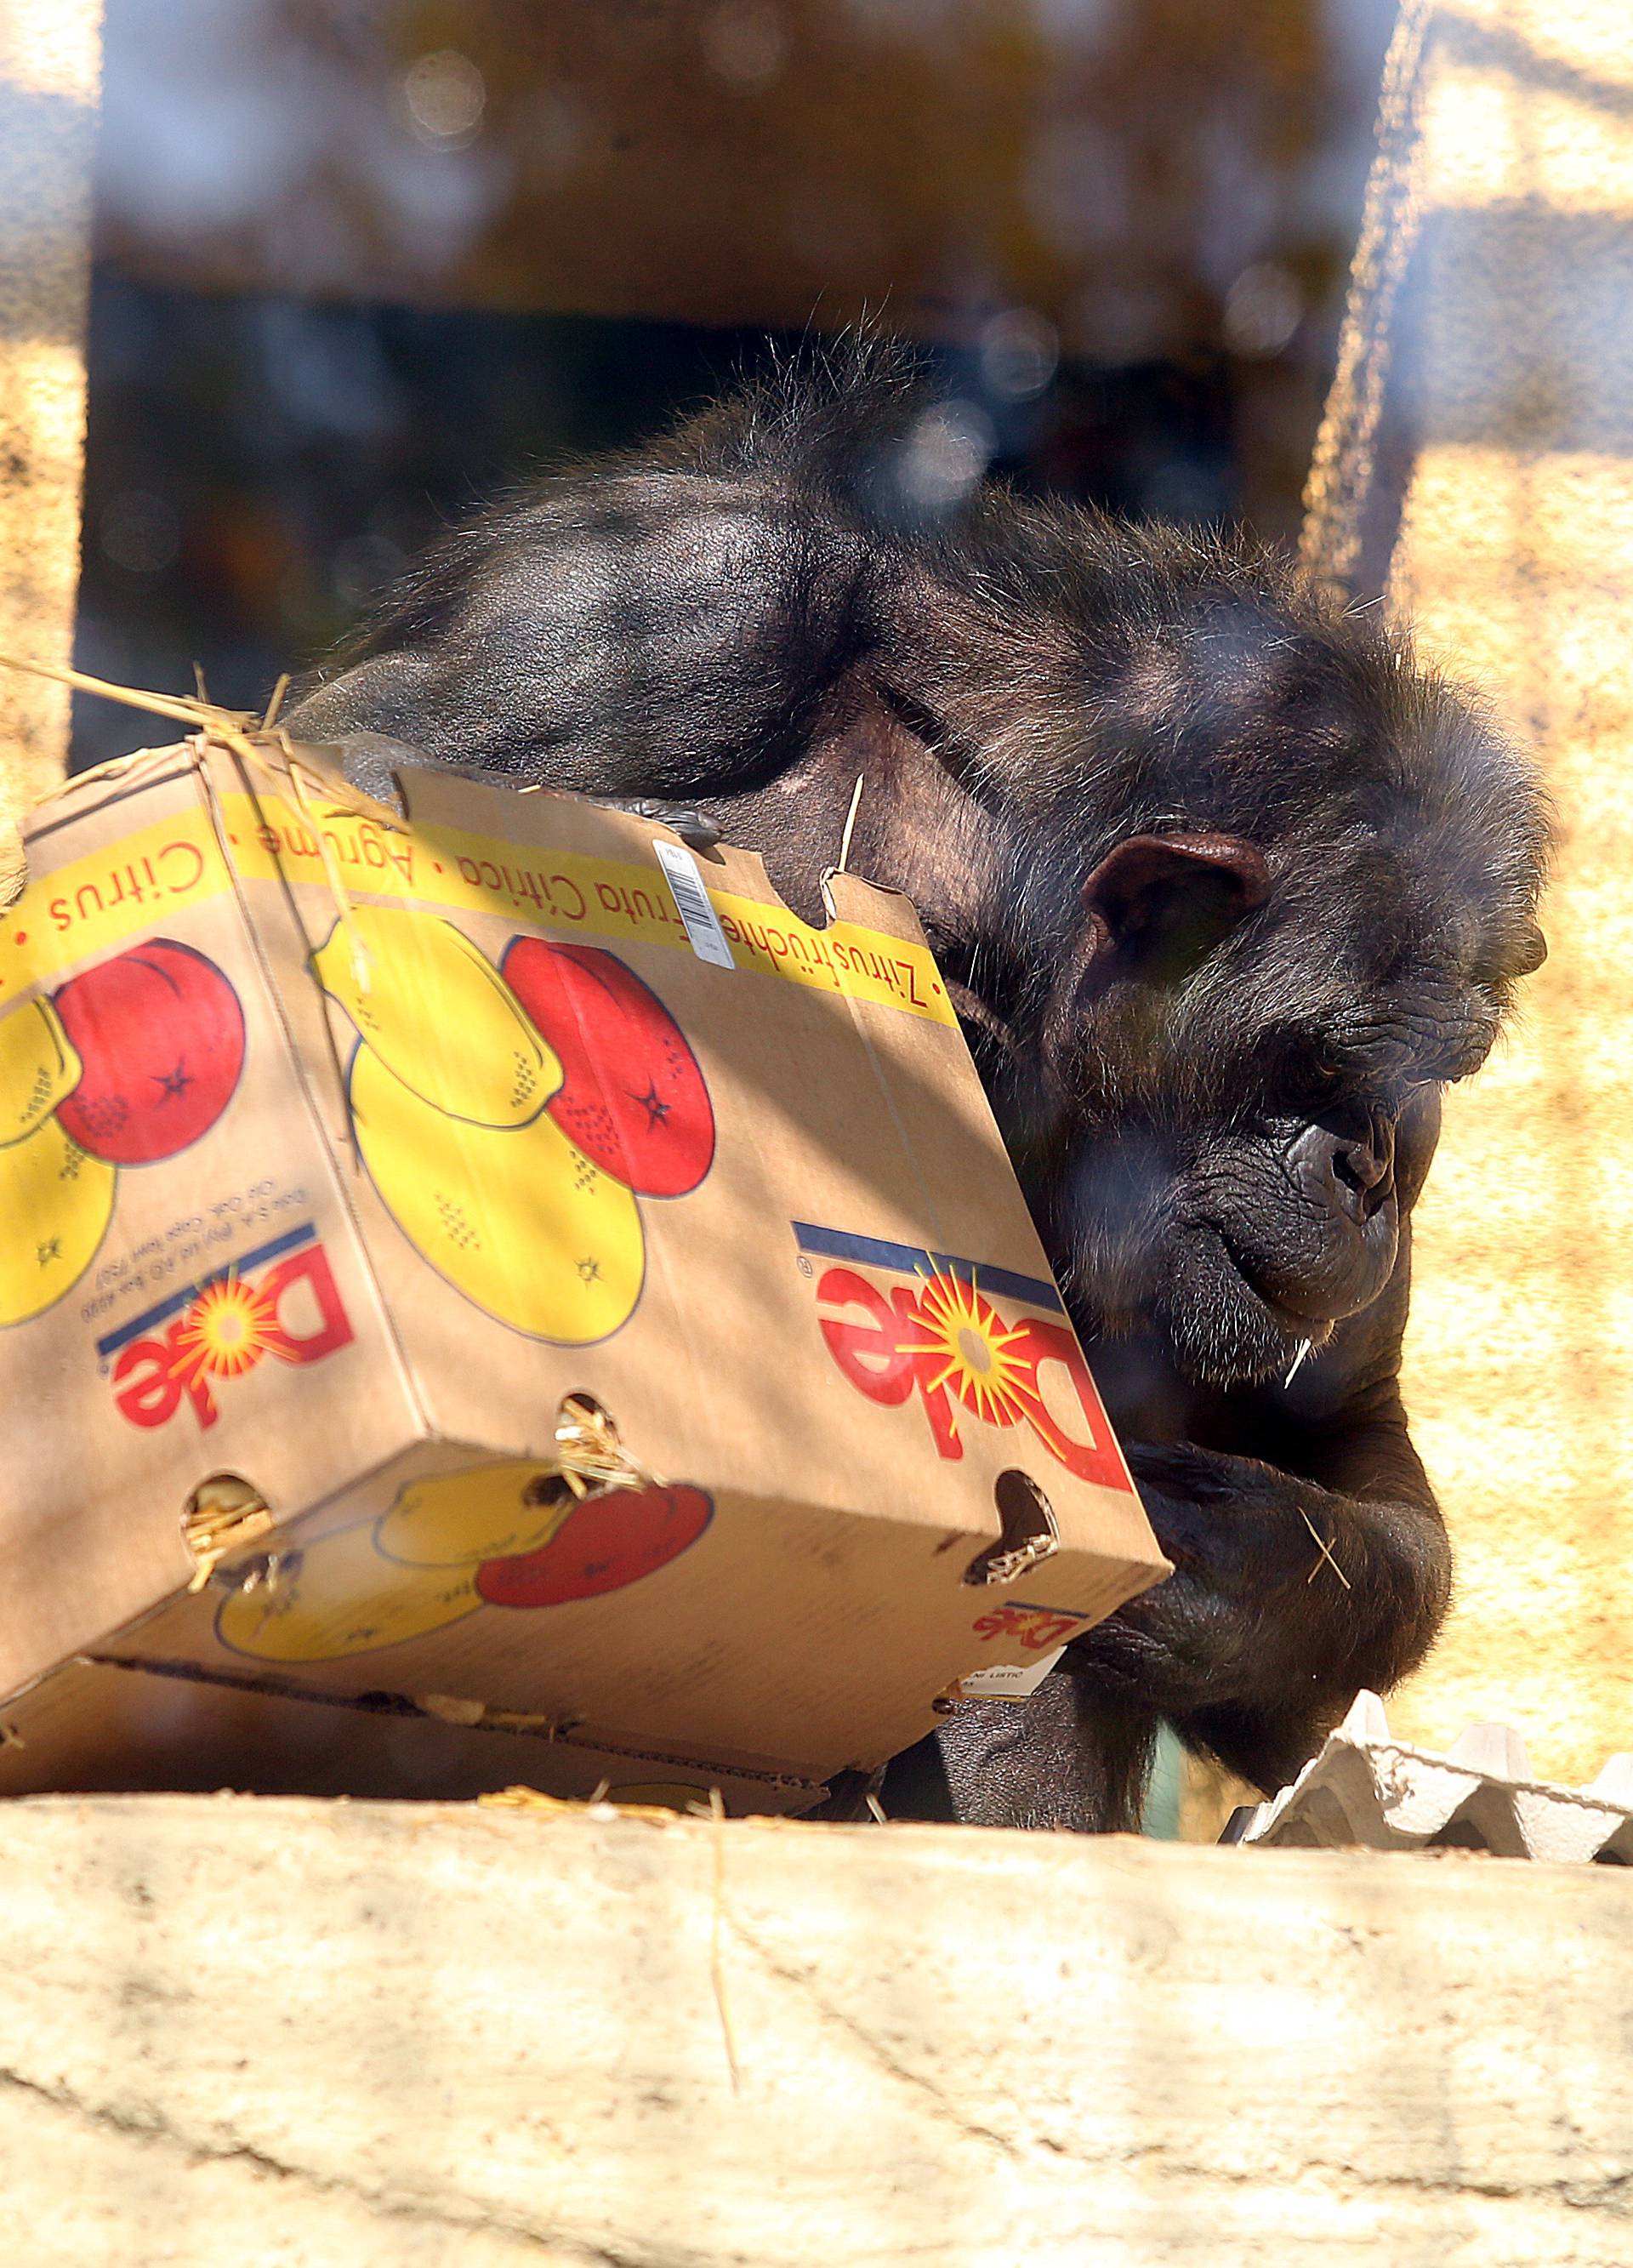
[1222,1690,1633,1863]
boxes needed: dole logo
[799,1224,1131,1492]
[970,1603,1090,1650]
[107,1225,354,1431]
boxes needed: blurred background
[72,0,1397,766]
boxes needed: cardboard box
[0,735,1166,1807]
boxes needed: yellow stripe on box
[0,793,957,1029]
[0,808,232,999]
[226,795,958,1026]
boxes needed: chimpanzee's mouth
[1215,1219,1390,1331]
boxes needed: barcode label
[654,839,737,970]
[959,1646,1067,1702]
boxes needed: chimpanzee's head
[862,519,1551,1389]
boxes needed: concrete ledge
[0,1797,1626,2264]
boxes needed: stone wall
[0,1796,1626,2265]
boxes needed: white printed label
[959,1645,1067,1702]
[654,840,737,970]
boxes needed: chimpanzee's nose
[1294,1110,1397,1225]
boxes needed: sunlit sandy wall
[0,0,101,876]
[1308,0,1633,1782]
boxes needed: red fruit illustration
[475,1484,712,1607]
[500,940,714,1196]
[54,940,246,1165]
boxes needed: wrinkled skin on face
[1054,1074,1424,1388]
[288,345,1551,1829]
[1025,947,1496,1398]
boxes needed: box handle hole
[963,1471,1060,1587]
[557,1390,618,1445]
[521,1471,576,1513]
[181,1472,275,1591]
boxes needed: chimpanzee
[287,343,1550,1832]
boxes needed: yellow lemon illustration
[216,1517,482,1662]
[0,1114,115,1325]
[350,1044,645,1340]
[312,905,560,1126]
[0,997,82,1146]
[377,1458,578,1569]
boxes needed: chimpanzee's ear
[1043,832,1270,1074]
[1081,831,1271,980]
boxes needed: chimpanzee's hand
[1067,1437,1449,1794]
[1073,1439,1313,1704]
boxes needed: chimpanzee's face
[1010,852,1545,1390]
[1050,1014,1450,1389]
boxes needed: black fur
[289,343,1550,1832]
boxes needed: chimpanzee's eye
[1279,1036,1348,1105]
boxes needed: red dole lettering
[113,1245,355,1431]
[815,1265,1131,1490]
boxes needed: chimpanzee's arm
[1077,1253,1451,1799]
[901,1405,1446,1832]
[890,1245,1450,1832]
[1095,1431,1447,1798]
[287,473,876,797]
